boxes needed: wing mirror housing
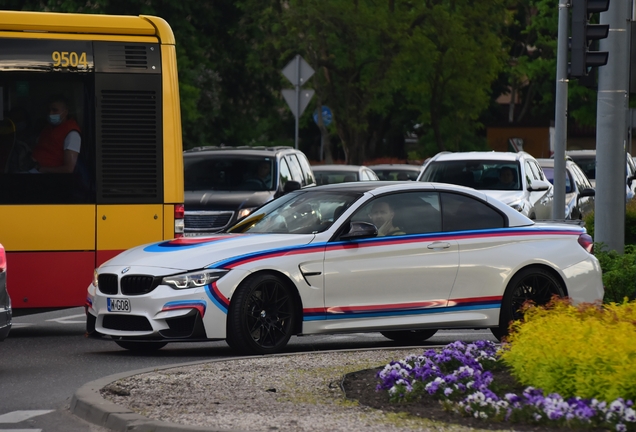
[283,180,301,193]
[340,221,378,240]
[578,188,595,199]
[527,179,551,192]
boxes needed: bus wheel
[114,340,167,351]
[227,273,296,355]
[380,329,438,343]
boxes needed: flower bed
[375,340,636,431]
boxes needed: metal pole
[553,0,570,219]
[595,0,630,253]
[295,55,300,150]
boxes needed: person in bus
[30,95,81,174]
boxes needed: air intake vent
[98,274,118,295]
[95,73,163,203]
[94,42,161,74]
[121,275,161,295]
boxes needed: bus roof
[0,11,175,45]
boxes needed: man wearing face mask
[30,95,81,174]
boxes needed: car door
[525,159,552,219]
[322,191,458,330]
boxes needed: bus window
[0,12,184,312]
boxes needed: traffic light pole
[553,0,570,219]
[595,0,631,253]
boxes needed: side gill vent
[99,89,161,201]
[107,45,150,70]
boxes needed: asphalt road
[0,307,496,432]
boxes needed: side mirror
[527,179,551,192]
[283,180,301,193]
[628,175,636,187]
[578,188,595,199]
[340,221,378,240]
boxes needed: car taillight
[578,233,594,254]
[0,243,5,272]
[174,204,184,238]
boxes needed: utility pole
[595,0,631,253]
[553,0,570,219]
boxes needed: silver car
[418,151,553,219]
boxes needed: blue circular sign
[313,106,333,127]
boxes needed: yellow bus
[0,11,184,313]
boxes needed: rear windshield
[420,160,522,191]
[184,155,276,191]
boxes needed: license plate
[107,298,131,312]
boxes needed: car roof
[565,150,596,156]
[183,146,299,157]
[311,164,365,172]
[430,151,531,162]
[367,164,422,171]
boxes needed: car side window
[351,192,442,236]
[279,157,292,189]
[295,152,316,186]
[531,160,545,181]
[525,160,539,187]
[441,192,505,232]
[571,164,591,190]
[285,154,305,185]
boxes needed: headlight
[162,269,229,290]
[237,207,256,220]
[92,269,99,288]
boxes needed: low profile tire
[114,340,167,351]
[492,266,565,341]
[227,273,297,355]
[380,329,438,343]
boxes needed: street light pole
[553,0,570,219]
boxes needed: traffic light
[570,0,610,78]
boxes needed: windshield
[227,190,363,234]
[541,167,574,193]
[420,160,522,191]
[314,170,359,185]
[184,155,276,192]
[568,156,596,180]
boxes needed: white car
[86,182,603,354]
[418,151,554,219]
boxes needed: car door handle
[427,242,451,250]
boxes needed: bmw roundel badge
[121,267,130,274]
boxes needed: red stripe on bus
[7,251,95,309]
[97,250,125,267]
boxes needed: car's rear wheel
[492,266,565,341]
[114,340,167,351]
[226,273,296,355]
[380,329,438,343]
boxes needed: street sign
[313,106,332,127]
[282,55,314,86]
[282,89,315,117]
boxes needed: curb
[70,345,440,432]
[70,357,252,432]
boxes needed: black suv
[183,146,316,235]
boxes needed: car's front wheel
[492,266,565,341]
[114,340,167,351]
[380,329,438,343]
[227,273,297,355]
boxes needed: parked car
[86,182,603,354]
[368,164,422,181]
[311,164,379,185]
[537,158,595,220]
[565,149,636,201]
[417,151,553,219]
[0,243,11,341]
[182,146,316,236]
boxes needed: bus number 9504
[51,51,88,68]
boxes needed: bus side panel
[161,44,184,205]
[163,204,176,240]
[96,204,163,252]
[8,251,94,308]
[0,205,95,251]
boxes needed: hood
[480,190,526,205]
[100,233,315,271]
[184,190,275,211]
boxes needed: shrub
[595,245,636,303]
[583,199,636,245]
[500,298,636,403]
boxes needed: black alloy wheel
[380,329,438,343]
[492,266,565,341]
[227,273,296,355]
